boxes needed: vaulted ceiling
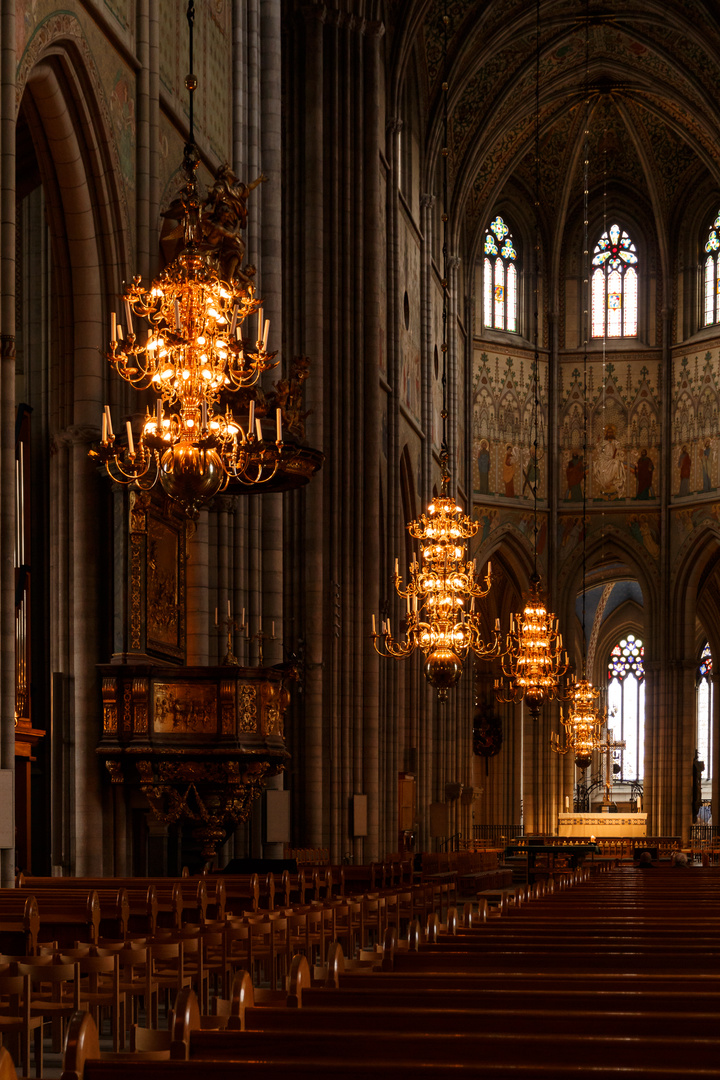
[393,0,720,249]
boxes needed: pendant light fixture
[494,0,568,719]
[372,3,501,699]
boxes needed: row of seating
[59,858,720,1078]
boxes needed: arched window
[607,633,645,780]
[697,642,713,785]
[703,213,720,326]
[483,215,517,333]
[591,224,638,339]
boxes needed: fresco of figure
[632,448,655,500]
[522,446,540,497]
[565,451,584,501]
[678,445,691,495]
[593,424,626,499]
[503,444,516,496]
[702,439,714,492]
[477,439,491,494]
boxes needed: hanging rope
[440,0,450,482]
[581,0,591,676]
[187,1,196,146]
[532,0,541,577]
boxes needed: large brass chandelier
[551,680,620,769]
[494,1,568,719]
[372,454,501,700]
[550,29,618,770]
[495,574,568,719]
[91,2,280,518]
[372,10,500,699]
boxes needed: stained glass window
[703,212,720,326]
[483,215,518,332]
[607,634,645,780]
[697,642,713,783]
[591,224,638,339]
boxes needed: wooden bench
[0,895,39,955]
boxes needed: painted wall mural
[559,358,661,502]
[672,351,720,497]
[471,350,548,501]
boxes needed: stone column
[298,3,326,850]
[0,0,16,886]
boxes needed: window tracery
[607,633,645,780]
[591,224,638,339]
[483,215,517,333]
[703,213,720,327]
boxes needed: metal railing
[472,824,523,846]
[691,824,720,846]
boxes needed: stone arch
[20,41,129,426]
[557,526,659,665]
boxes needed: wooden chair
[0,971,43,1078]
[16,958,86,1053]
[117,944,158,1029]
[69,952,126,1052]
[148,941,191,1021]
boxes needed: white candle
[117,324,123,340]
[227,599,231,618]
[276,408,282,442]
[156,399,163,427]
[215,607,218,626]
[126,420,135,456]
[263,319,270,350]
[565,796,570,811]
[201,400,208,429]
[495,617,500,631]
[372,614,376,634]
[110,312,117,343]
[258,616,262,632]
[488,560,492,576]
[257,307,263,343]
[271,621,275,638]
[230,303,239,336]
[104,405,114,438]
[174,299,181,332]
[102,412,108,444]
[249,400,255,435]
[256,418,263,442]
[395,558,399,577]
[242,607,246,627]
[124,300,133,336]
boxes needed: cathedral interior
[2,0,720,886]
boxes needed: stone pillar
[0,0,16,886]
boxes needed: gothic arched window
[483,215,518,333]
[697,642,714,784]
[703,213,720,326]
[591,224,638,339]
[607,633,645,780]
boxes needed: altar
[558,812,647,838]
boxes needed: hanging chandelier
[91,3,281,518]
[550,16,622,771]
[372,453,501,700]
[494,0,567,718]
[372,7,500,699]
[495,574,568,719]
[551,679,621,769]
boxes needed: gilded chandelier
[372,456,502,700]
[91,4,281,518]
[494,2,567,718]
[495,574,568,719]
[551,679,622,770]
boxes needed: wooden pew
[17,886,129,942]
[0,895,39,955]
[18,877,159,937]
